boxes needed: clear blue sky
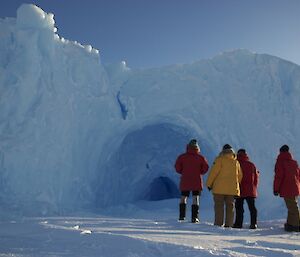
[1,0,300,68]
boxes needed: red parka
[237,152,259,197]
[175,146,209,191]
[274,152,300,198]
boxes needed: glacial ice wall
[0,4,300,216]
[0,4,121,215]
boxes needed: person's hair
[222,144,232,150]
[280,145,289,152]
[237,149,246,154]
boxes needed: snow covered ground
[0,200,299,257]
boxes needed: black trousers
[234,197,257,227]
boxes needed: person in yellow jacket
[206,144,243,227]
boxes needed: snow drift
[0,4,299,216]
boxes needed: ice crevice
[116,91,128,120]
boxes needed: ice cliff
[0,4,299,216]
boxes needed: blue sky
[1,0,300,68]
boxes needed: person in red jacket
[175,139,209,223]
[233,149,259,229]
[274,145,300,232]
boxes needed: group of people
[175,139,300,232]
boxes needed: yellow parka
[206,150,243,196]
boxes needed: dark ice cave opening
[143,176,180,201]
[97,122,215,206]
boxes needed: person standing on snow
[233,149,259,229]
[175,139,209,223]
[273,145,300,232]
[206,144,243,227]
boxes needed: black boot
[233,215,243,229]
[249,213,257,229]
[284,223,299,232]
[284,223,294,232]
[191,204,199,223]
[179,203,186,221]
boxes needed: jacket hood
[237,152,249,162]
[277,151,293,161]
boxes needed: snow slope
[0,4,300,219]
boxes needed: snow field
[0,210,299,257]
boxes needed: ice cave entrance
[99,122,214,206]
[144,176,180,201]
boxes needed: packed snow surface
[0,3,300,221]
[0,201,299,257]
